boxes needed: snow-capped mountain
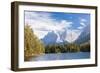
[41,30,67,45]
[75,24,90,44]
[41,31,58,45]
[41,24,90,45]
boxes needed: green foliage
[24,24,45,60]
[65,44,80,52]
[45,42,90,53]
[45,43,80,53]
[80,42,90,52]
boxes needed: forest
[24,25,45,60]
[24,25,90,60]
[45,43,90,53]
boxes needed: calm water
[28,52,90,61]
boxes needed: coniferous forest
[24,25,45,60]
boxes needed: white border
[18,5,96,68]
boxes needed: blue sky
[45,12,90,29]
[25,11,90,43]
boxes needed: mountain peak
[41,31,58,45]
[74,24,90,44]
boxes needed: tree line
[45,43,90,53]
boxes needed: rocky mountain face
[74,24,90,44]
[41,24,90,45]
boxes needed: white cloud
[25,11,84,43]
[25,11,73,39]
[77,18,87,30]
[80,22,86,27]
[80,18,87,22]
[65,29,81,43]
[33,30,48,39]
[77,26,84,30]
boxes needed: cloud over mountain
[25,11,90,43]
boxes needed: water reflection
[27,52,90,61]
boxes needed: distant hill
[75,24,90,44]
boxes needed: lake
[27,52,90,61]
